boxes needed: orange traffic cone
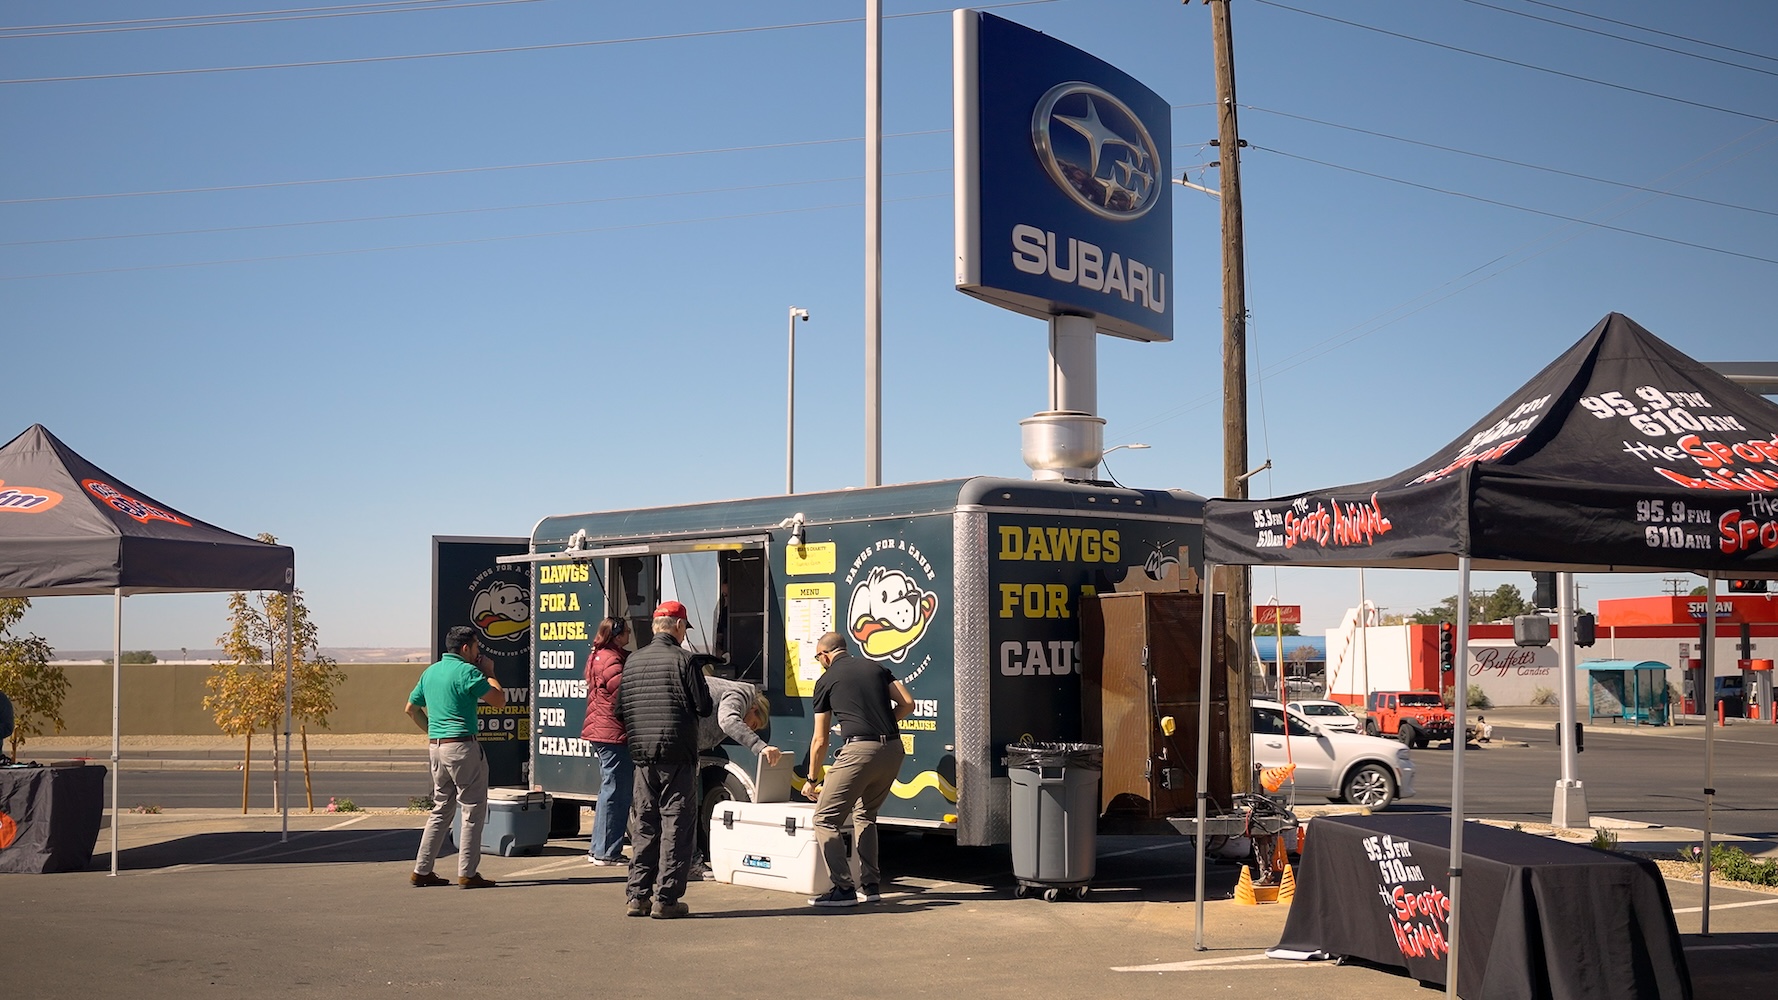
[1234,865,1257,905]
[1278,864,1297,904]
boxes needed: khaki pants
[414,740,489,878]
[811,739,905,891]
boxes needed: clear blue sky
[4,0,1773,651]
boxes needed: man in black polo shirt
[803,631,913,907]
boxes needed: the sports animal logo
[83,479,190,526]
[469,567,531,649]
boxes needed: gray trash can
[1004,742,1102,901]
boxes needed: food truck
[521,476,1217,846]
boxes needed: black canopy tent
[0,424,296,874]
[1193,314,1778,994]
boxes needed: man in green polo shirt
[406,625,506,889]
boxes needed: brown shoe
[458,874,498,889]
[625,898,650,917]
[410,871,449,888]
[650,899,690,919]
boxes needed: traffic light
[1439,622,1455,668]
[1728,580,1769,593]
[1573,611,1596,647]
[1531,571,1557,610]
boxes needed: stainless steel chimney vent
[1020,410,1105,481]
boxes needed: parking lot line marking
[141,827,406,872]
[1671,896,1778,914]
[1113,952,1275,972]
[324,816,369,831]
[506,858,588,878]
[1101,843,1192,859]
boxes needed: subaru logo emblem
[1031,82,1161,221]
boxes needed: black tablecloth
[0,764,108,874]
[1276,813,1690,999]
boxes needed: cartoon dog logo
[471,580,530,640]
[847,566,939,663]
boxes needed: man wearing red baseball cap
[612,600,712,918]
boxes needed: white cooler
[708,800,832,895]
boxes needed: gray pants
[414,740,489,878]
[627,762,697,905]
[812,739,905,891]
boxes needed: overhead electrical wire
[0,130,947,206]
[1451,0,1778,79]
[0,195,946,282]
[1516,0,1778,65]
[0,0,1059,85]
[1117,121,1778,438]
[0,1,548,39]
[1245,105,1778,219]
[0,169,950,248]
[1250,143,1778,267]
[1249,0,1777,125]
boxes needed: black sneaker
[809,886,859,908]
[857,883,882,903]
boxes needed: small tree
[0,598,63,759]
[205,534,344,812]
[264,588,344,811]
[207,591,286,812]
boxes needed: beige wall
[49,662,430,737]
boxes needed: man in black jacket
[614,600,712,919]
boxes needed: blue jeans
[589,741,633,861]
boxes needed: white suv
[1286,699,1363,734]
[1252,700,1416,809]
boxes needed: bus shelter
[1582,659,1670,726]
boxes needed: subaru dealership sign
[954,10,1173,343]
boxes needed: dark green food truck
[523,476,1209,847]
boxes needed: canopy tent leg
[1553,571,1589,826]
[1445,558,1471,999]
[1703,572,1717,934]
[1193,562,1218,951]
[109,588,122,877]
[282,589,294,842]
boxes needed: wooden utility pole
[1207,0,1252,792]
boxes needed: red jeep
[1364,691,1455,749]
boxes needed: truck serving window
[605,542,769,689]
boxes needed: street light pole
[1098,442,1150,478]
[787,307,809,493]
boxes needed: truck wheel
[1397,723,1417,747]
[699,766,750,846]
[1365,718,1380,737]
[1343,763,1397,809]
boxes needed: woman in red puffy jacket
[582,616,632,864]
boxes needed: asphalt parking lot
[5,810,1777,1000]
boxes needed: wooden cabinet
[1081,592,1232,822]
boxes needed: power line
[0,1,1059,86]
[0,195,945,282]
[1245,105,1778,219]
[0,169,949,248]
[1117,121,1778,438]
[1251,143,1778,267]
[1250,0,1777,125]
[0,130,947,205]
[0,1,547,39]
[1517,0,1778,66]
[1451,0,1778,79]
